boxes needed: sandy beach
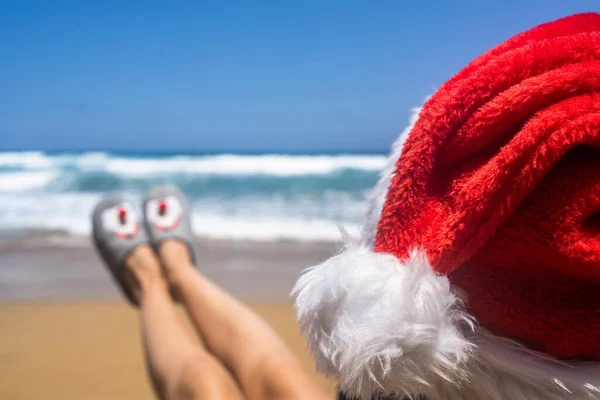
[0,236,339,399]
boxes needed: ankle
[133,267,166,291]
[158,240,195,280]
[167,265,197,301]
[124,246,167,301]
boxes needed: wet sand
[0,236,337,301]
[0,237,339,399]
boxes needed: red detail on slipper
[118,207,128,225]
[158,200,168,216]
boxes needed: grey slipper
[92,195,148,305]
[143,185,197,265]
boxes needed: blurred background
[1,1,597,399]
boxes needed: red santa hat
[293,13,600,400]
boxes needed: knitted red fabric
[375,13,600,360]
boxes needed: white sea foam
[190,213,357,242]
[66,152,112,168]
[0,151,111,170]
[103,154,387,177]
[0,152,386,176]
[0,192,361,242]
[0,152,54,169]
[0,171,59,192]
[0,193,101,236]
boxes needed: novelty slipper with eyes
[143,185,197,265]
[92,195,149,305]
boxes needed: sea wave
[0,151,387,177]
[103,154,386,177]
[0,170,60,192]
[0,151,381,242]
[0,151,55,169]
[0,192,362,242]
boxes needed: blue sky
[0,1,597,152]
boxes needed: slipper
[92,195,148,305]
[143,185,197,265]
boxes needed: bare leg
[124,245,245,400]
[158,240,330,400]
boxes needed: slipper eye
[158,200,168,216]
[102,203,140,237]
[147,196,182,230]
[118,207,128,225]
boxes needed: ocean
[0,151,386,242]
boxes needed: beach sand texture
[0,238,338,399]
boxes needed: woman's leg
[124,244,245,400]
[157,239,330,400]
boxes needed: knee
[258,353,300,377]
[256,354,306,394]
[170,354,218,400]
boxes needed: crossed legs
[123,241,329,400]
